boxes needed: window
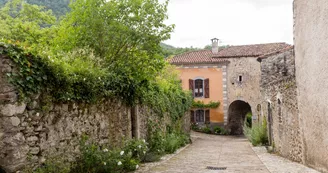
[195,110,205,122]
[189,78,209,98]
[194,79,204,97]
[191,109,210,124]
[278,99,282,123]
[238,75,243,82]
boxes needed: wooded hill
[0,0,69,17]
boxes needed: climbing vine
[192,100,220,109]
[1,43,48,100]
[1,42,192,121]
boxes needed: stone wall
[294,0,328,172]
[0,54,190,173]
[226,57,262,130]
[259,48,303,163]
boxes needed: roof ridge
[227,42,290,48]
[170,42,293,65]
[174,49,210,57]
[258,45,294,59]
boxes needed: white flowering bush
[70,137,143,173]
[123,139,148,162]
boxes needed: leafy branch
[192,100,220,109]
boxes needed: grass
[244,119,269,146]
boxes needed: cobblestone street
[138,132,319,173]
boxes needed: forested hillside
[0,0,69,17]
[161,43,201,58]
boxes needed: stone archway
[227,100,252,135]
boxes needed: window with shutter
[205,110,210,124]
[190,110,195,123]
[195,110,205,123]
[189,79,194,96]
[204,78,209,98]
[194,79,204,97]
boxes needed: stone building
[170,39,290,135]
[294,0,328,172]
[257,46,304,163]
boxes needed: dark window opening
[278,99,282,123]
[238,76,243,82]
[282,56,288,76]
[194,79,204,97]
[195,110,205,123]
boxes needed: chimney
[211,38,219,54]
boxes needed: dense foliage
[26,129,189,173]
[0,0,69,17]
[146,119,190,160]
[0,0,192,118]
[1,1,193,171]
[0,0,56,50]
[191,100,220,109]
[244,119,268,146]
[191,124,229,135]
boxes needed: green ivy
[1,43,49,100]
[1,42,192,122]
[192,100,220,109]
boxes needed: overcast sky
[162,0,294,48]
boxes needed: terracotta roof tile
[257,45,294,59]
[170,43,291,65]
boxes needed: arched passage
[0,166,6,173]
[227,100,252,135]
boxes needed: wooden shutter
[189,79,194,96]
[190,110,195,123]
[204,78,210,98]
[205,110,210,124]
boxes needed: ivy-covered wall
[0,48,190,173]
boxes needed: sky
[162,0,294,48]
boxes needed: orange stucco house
[169,38,290,132]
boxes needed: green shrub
[164,133,181,153]
[213,126,229,135]
[219,128,229,135]
[147,119,190,156]
[163,133,189,154]
[244,119,268,146]
[191,123,200,131]
[245,112,253,128]
[213,126,222,134]
[202,126,211,134]
[70,137,145,173]
[24,156,71,173]
[123,139,148,162]
[29,131,189,172]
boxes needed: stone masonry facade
[259,48,303,163]
[226,57,262,125]
[0,53,190,173]
[294,0,328,172]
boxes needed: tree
[0,0,56,50]
[54,0,174,85]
